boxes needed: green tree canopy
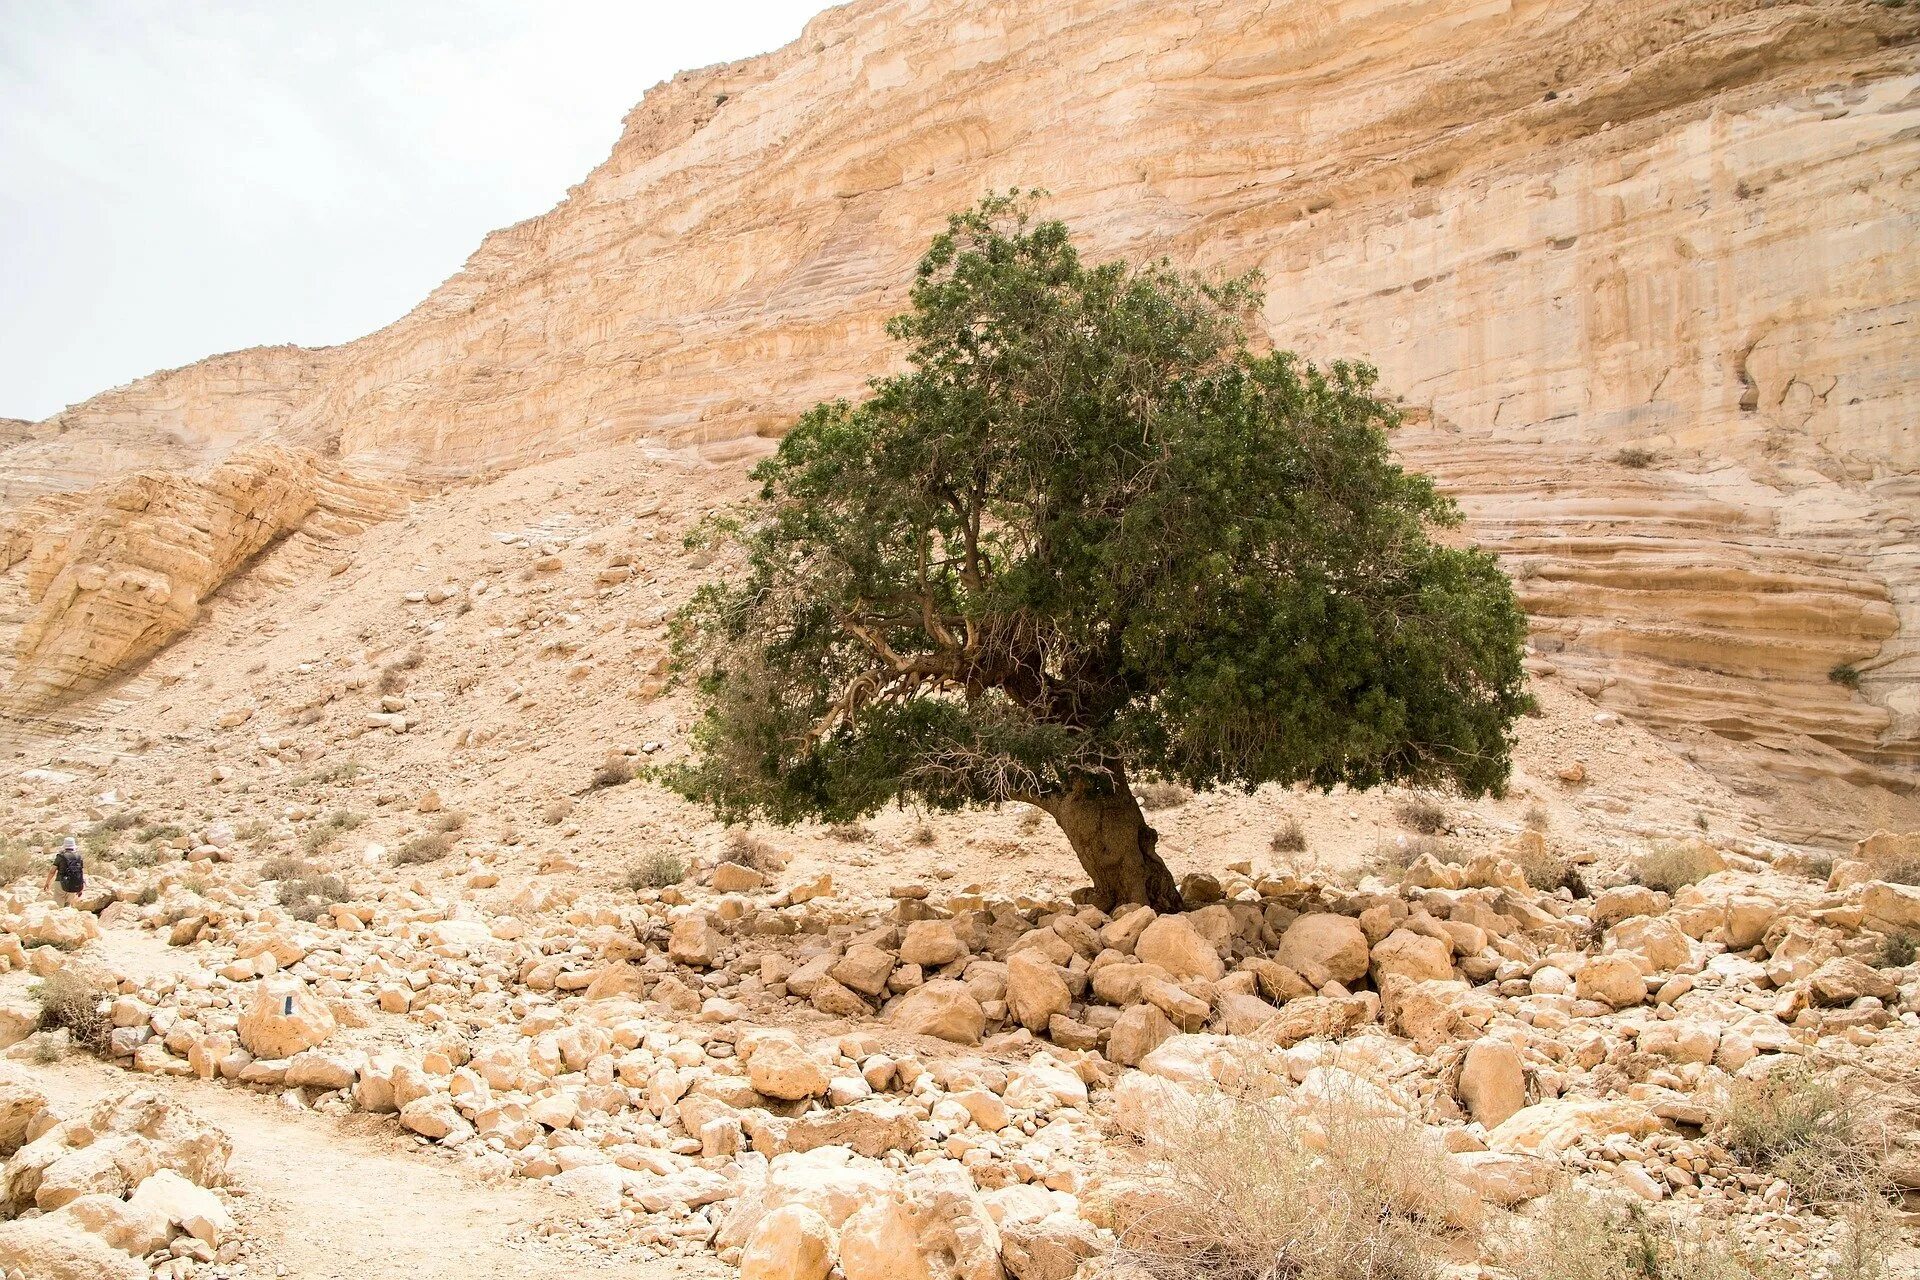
[667,193,1531,911]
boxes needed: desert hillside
[3,1,1920,1277]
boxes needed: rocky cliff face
[5,0,1917,835]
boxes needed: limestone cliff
[5,0,1918,835]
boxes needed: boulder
[0,1214,147,1280]
[1134,915,1225,983]
[1487,1098,1659,1157]
[1604,916,1691,973]
[1807,957,1898,1007]
[0,1077,48,1156]
[747,1035,831,1101]
[1005,951,1071,1033]
[237,980,335,1059]
[1369,929,1453,984]
[1274,914,1370,986]
[899,920,968,968]
[1000,1212,1102,1279]
[839,1198,933,1280]
[1106,1003,1176,1067]
[739,1203,833,1280]
[668,912,724,968]
[887,981,985,1044]
[126,1168,233,1245]
[57,1191,173,1255]
[831,944,898,998]
[1574,954,1646,1009]
[1457,1039,1526,1128]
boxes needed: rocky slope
[3,0,1918,840]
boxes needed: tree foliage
[667,193,1531,904]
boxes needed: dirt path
[22,1056,725,1280]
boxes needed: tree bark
[1036,776,1183,914]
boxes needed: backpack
[54,851,84,892]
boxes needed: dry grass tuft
[0,839,33,885]
[1270,816,1306,854]
[1135,780,1194,812]
[627,849,686,890]
[1112,1069,1454,1280]
[1368,834,1456,878]
[1502,1188,1784,1280]
[275,868,352,922]
[1635,840,1722,894]
[591,756,636,789]
[725,831,788,872]
[1712,1062,1889,1205]
[826,821,869,842]
[1612,446,1657,469]
[1873,931,1917,969]
[394,832,454,865]
[1512,841,1580,894]
[1392,794,1449,835]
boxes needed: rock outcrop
[3,0,1916,825]
[0,447,404,711]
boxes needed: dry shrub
[1522,803,1551,832]
[260,854,309,882]
[431,811,467,834]
[0,839,34,884]
[1636,840,1722,894]
[395,832,453,865]
[1391,794,1448,835]
[1713,1062,1888,1205]
[1878,855,1920,887]
[277,871,351,923]
[34,969,114,1054]
[1016,805,1044,832]
[826,821,870,842]
[1502,1188,1784,1280]
[301,824,342,856]
[1873,931,1917,969]
[1270,816,1306,854]
[591,756,636,789]
[909,823,937,846]
[726,831,788,872]
[1135,780,1193,812]
[1512,841,1580,895]
[1114,1070,1453,1280]
[1368,834,1456,878]
[627,850,686,890]
[1613,446,1657,469]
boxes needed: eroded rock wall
[0,448,404,712]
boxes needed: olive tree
[666,194,1531,912]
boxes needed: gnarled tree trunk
[1036,774,1183,913]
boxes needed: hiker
[44,836,85,906]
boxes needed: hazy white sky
[0,1,827,421]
